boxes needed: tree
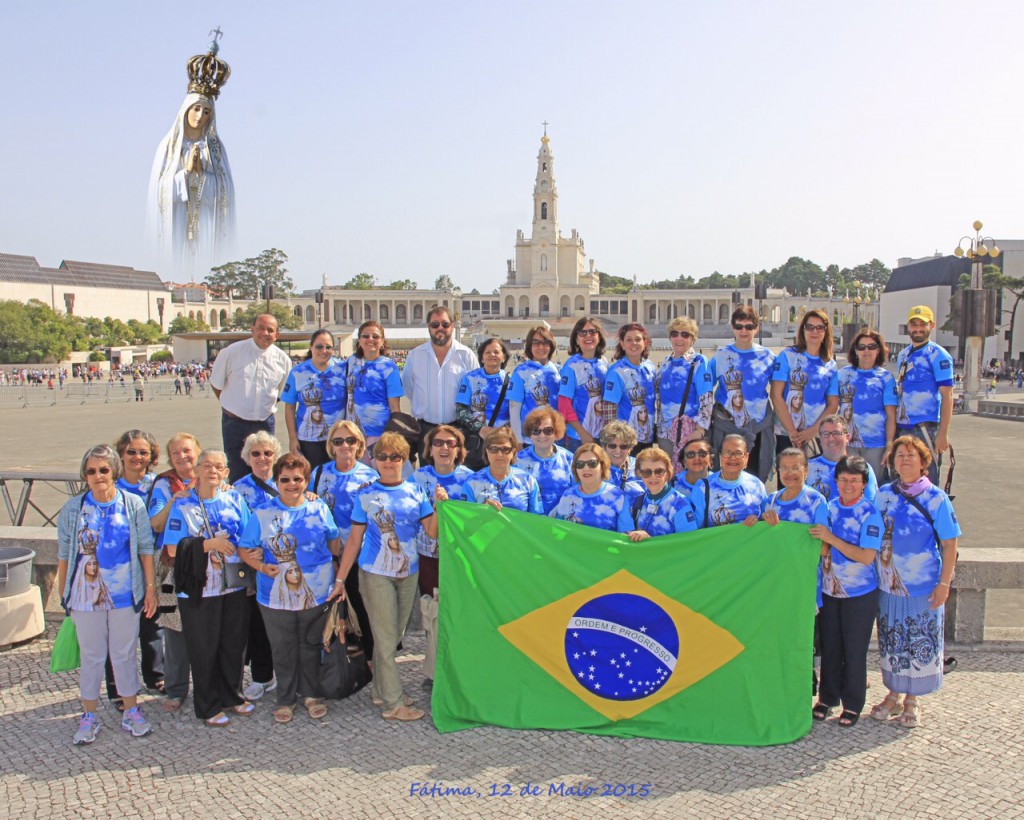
[127,319,164,345]
[384,278,418,290]
[229,302,303,331]
[941,267,1024,362]
[840,259,891,291]
[167,315,211,334]
[204,248,294,299]
[150,350,174,363]
[764,257,826,296]
[342,272,377,289]
[0,300,72,362]
[599,272,634,294]
[434,274,456,290]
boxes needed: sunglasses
[575,459,601,470]
[855,343,879,351]
[576,328,599,337]
[85,467,112,476]
[431,439,457,448]
[360,333,382,340]
[530,339,552,346]
[429,321,452,330]
[530,427,556,437]
[803,324,826,332]
[733,323,757,331]
[331,436,359,446]
[124,448,150,457]
[313,344,334,351]
[669,330,693,339]
[638,467,667,478]
[486,446,514,455]
[277,476,307,484]
[604,442,630,450]
[684,450,710,459]
[250,450,276,458]
[374,453,404,462]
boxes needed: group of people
[54,301,960,743]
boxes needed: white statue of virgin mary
[147,32,235,279]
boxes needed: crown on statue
[839,381,856,402]
[882,512,894,535]
[268,531,298,564]
[300,382,323,405]
[78,527,99,555]
[372,503,396,535]
[584,375,603,398]
[470,391,489,412]
[711,502,735,527]
[724,366,744,391]
[186,33,231,99]
[627,381,646,407]
[788,364,809,391]
[531,381,550,404]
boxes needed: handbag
[313,600,372,700]
[49,617,81,673]
[462,375,510,471]
[666,360,698,475]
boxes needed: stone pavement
[1,619,1022,819]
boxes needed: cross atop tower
[542,120,549,136]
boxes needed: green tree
[435,274,456,290]
[599,272,634,294]
[342,273,377,289]
[764,257,826,296]
[204,248,294,299]
[167,315,211,334]
[0,300,73,362]
[384,278,418,290]
[150,350,174,363]
[840,259,891,290]
[229,302,303,331]
[127,319,164,345]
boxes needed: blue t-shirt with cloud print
[632,487,698,536]
[516,445,574,514]
[709,344,776,426]
[344,355,404,439]
[281,358,348,443]
[462,466,543,515]
[895,341,954,427]
[549,482,633,533]
[412,465,472,558]
[67,494,134,611]
[820,496,882,599]
[834,365,898,449]
[351,480,434,578]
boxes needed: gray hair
[79,444,123,482]
[720,433,748,454]
[600,420,639,449]
[195,449,229,469]
[241,431,282,463]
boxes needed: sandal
[812,702,835,721]
[162,698,183,713]
[304,698,328,719]
[232,701,256,717]
[112,699,126,713]
[273,705,294,724]
[373,693,414,708]
[898,698,920,728]
[382,704,425,722]
[204,712,230,727]
[870,694,904,721]
[838,710,860,728]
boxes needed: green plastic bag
[49,617,80,673]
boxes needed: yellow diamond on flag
[498,569,745,721]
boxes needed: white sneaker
[73,712,100,745]
[244,678,276,701]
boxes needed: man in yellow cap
[892,305,953,482]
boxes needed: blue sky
[3,1,1023,294]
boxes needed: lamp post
[954,220,1000,411]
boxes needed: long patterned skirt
[876,590,944,696]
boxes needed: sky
[3,0,1024,295]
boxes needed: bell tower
[531,123,558,241]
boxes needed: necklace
[185,151,207,242]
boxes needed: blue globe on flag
[564,593,679,701]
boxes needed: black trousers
[245,593,275,684]
[344,561,374,661]
[222,412,275,484]
[299,439,331,470]
[178,591,250,719]
[260,602,331,707]
[105,608,163,698]
[819,589,878,714]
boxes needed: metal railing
[0,380,216,409]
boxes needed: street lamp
[953,220,1000,410]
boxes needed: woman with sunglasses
[509,326,561,449]
[709,306,777,483]
[771,308,839,457]
[337,433,438,722]
[599,421,645,505]
[627,447,697,541]
[455,338,512,470]
[558,317,609,452]
[834,330,897,479]
[516,407,574,514]
[656,317,714,469]
[673,438,713,497]
[603,323,657,451]
[345,320,403,461]
[551,444,633,532]
[462,427,543,514]
[282,329,347,469]
[688,434,767,529]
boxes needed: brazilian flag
[433,502,820,746]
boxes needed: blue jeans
[222,411,275,484]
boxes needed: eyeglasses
[431,439,457,449]
[277,476,307,485]
[638,467,667,478]
[530,339,551,347]
[576,328,599,337]
[820,431,846,439]
[803,323,826,333]
[360,333,382,340]
[124,448,150,457]
[722,450,747,458]
[684,450,710,459]
[530,427,556,437]
[250,449,276,458]
[575,459,601,470]
[733,323,757,331]
[331,436,359,447]
[429,321,452,330]
[313,344,334,351]
[374,453,404,462]
[201,462,228,471]
[85,467,112,476]
[486,446,514,455]
[669,330,693,339]
[623,336,646,345]
[855,343,880,351]
[604,442,630,450]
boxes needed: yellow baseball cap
[907,305,934,324]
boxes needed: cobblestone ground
[2,620,1022,819]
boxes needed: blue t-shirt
[509,360,562,439]
[463,466,543,514]
[455,368,511,428]
[281,358,347,443]
[610,458,645,505]
[807,456,878,503]
[116,474,155,502]
[550,482,633,533]
[673,474,702,499]
[312,461,380,543]
[412,465,472,558]
[558,355,609,441]
[632,487,698,536]
[771,348,838,437]
[148,475,190,550]
[516,445,574,514]
[351,480,434,577]
[345,355,404,438]
[603,359,657,444]
[240,498,341,610]
[763,486,830,526]
[709,344,776,426]
[821,496,882,599]
[655,354,714,440]
[895,341,954,427]
[834,365,898,449]
[68,493,134,611]
[689,471,767,528]
[163,489,251,598]
[233,473,279,512]
[873,484,961,597]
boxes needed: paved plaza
[1,380,1022,817]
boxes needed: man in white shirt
[210,314,293,482]
[401,305,478,458]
